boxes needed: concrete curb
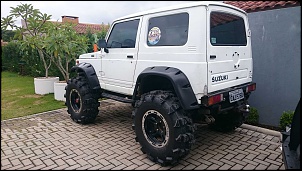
[241,123,282,140]
[1,108,67,122]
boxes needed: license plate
[229,89,244,103]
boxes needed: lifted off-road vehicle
[65,1,256,166]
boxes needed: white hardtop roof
[114,1,246,22]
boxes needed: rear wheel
[65,73,100,124]
[132,90,196,166]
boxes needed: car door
[206,5,252,94]
[101,18,141,90]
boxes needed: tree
[85,28,98,53]
[1,3,52,78]
[44,22,88,81]
[85,23,109,53]
[1,3,89,82]
[99,22,109,39]
[1,30,16,42]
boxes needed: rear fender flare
[133,66,199,110]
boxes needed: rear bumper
[201,82,256,107]
[199,82,255,117]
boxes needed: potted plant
[1,3,59,95]
[44,22,88,101]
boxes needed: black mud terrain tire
[210,110,244,132]
[132,90,196,166]
[65,72,100,124]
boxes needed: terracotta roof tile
[224,1,300,13]
[74,23,103,34]
[48,21,109,34]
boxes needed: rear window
[210,12,247,46]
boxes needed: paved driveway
[1,99,285,170]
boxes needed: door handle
[210,55,216,59]
[127,55,133,58]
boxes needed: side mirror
[98,39,109,53]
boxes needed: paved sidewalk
[1,99,285,170]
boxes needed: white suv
[65,1,256,166]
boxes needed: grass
[1,71,66,121]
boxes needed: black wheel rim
[70,89,82,113]
[142,110,169,147]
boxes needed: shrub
[279,110,294,131]
[1,41,65,79]
[245,107,259,125]
[1,41,22,73]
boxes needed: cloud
[1,1,190,28]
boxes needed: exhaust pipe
[240,104,250,113]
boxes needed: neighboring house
[21,15,109,34]
[58,16,109,34]
[224,1,301,127]
[225,1,299,12]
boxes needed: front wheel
[132,90,196,166]
[65,74,100,124]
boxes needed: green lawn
[1,71,66,121]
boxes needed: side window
[210,12,247,46]
[107,19,140,48]
[147,13,189,46]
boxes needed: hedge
[1,41,65,80]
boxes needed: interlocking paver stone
[268,153,279,160]
[147,164,162,170]
[213,153,224,160]
[219,164,232,170]
[98,164,114,170]
[224,153,235,160]
[207,164,220,170]
[268,164,279,170]
[194,164,208,170]
[171,164,185,170]
[245,153,257,160]
[183,164,196,170]
[43,159,55,166]
[135,164,150,170]
[187,158,201,166]
[1,100,284,170]
[202,153,214,160]
[1,158,11,166]
[231,164,245,170]
[124,164,139,170]
[209,158,224,166]
[255,163,268,170]
[242,158,258,166]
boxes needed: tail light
[208,93,223,106]
[76,60,79,65]
[246,83,256,93]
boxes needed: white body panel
[77,1,252,104]
[206,5,252,93]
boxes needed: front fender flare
[70,62,101,90]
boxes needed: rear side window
[107,19,139,48]
[210,12,247,46]
[147,13,189,46]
